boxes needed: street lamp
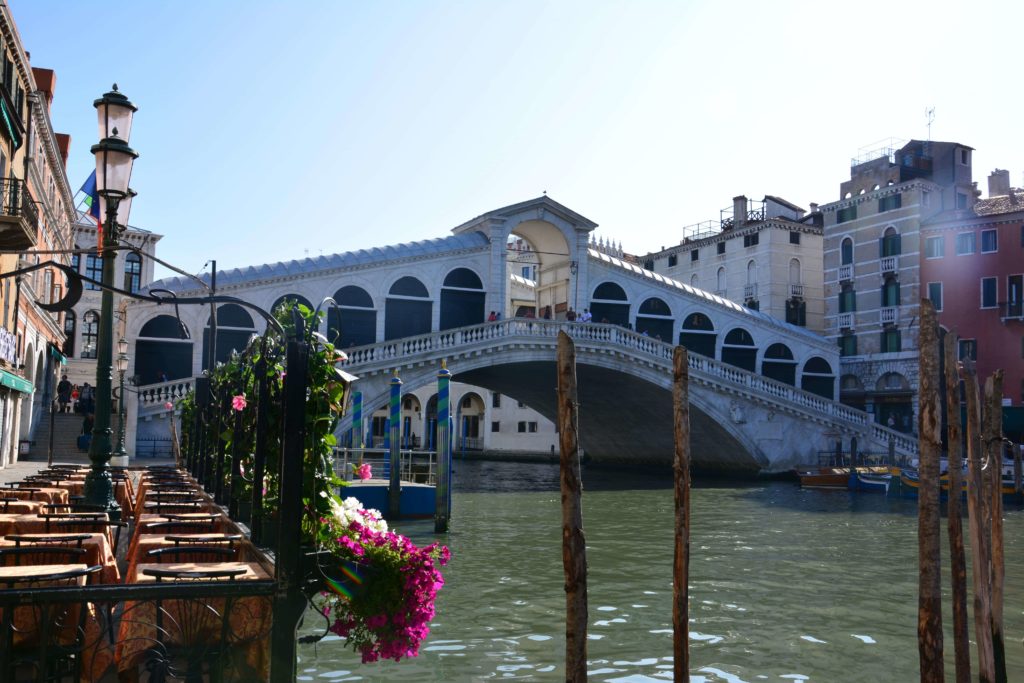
[114,338,129,462]
[83,84,138,517]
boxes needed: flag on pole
[78,170,102,252]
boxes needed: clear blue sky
[13,0,1024,278]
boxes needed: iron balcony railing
[789,283,804,298]
[0,177,39,249]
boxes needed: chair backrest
[164,534,242,546]
[4,534,91,548]
[151,500,206,513]
[144,520,217,534]
[142,566,245,582]
[42,503,107,514]
[0,545,87,567]
[146,545,238,563]
[53,519,127,555]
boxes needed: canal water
[296,459,1024,681]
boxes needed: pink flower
[164,401,174,411]
[232,394,247,411]
[357,463,372,480]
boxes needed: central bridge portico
[126,195,913,470]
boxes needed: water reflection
[299,459,1024,681]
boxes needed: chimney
[988,168,1010,197]
[31,68,56,110]
[733,195,747,227]
[809,202,819,213]
[55,133,71,168]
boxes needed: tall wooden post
[672,346,691,680]
[556,331,587,682]
[942,332,971,683]
[352,391,363,452]
[388,371,403,520]
[963,364,995,682]
[434,361,452,533]
[1014,441,1023,499]
[982,374,1006,683]
[917,299,944,682]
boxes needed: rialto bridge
[125,196,913,473]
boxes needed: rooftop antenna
[925,106,935,141]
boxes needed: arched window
[880,227,901,257]
[716,267,726,294]
[329,286,376,347]
[272,294,314,316]
[679,312,716,357]
[721,327,756,372]
[881,276,900,308]
[81,311,99,359]
[690,274,699,287]
[841,238,853,265]
[62,310,76,357]
[589,282,630,326]
[385,277,431,340]
[635,297,673,341]
[746,260,756,285]
[203,304,257,370]
[801,357,835,399]
[123,252,142,293]
[440,268,485,330]
[137,315,194,383]
[839,283,856,313]
[761,343,796,385]
[789,258,801,284]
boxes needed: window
[959,149,970,165]
[521,266,531,279]
[124,253,142,293]
[839,334,857,357]
[839,285,856,313]
[70,253,80,273]
[517,421,526,433]
[743,233,759,247]
[878,194,902,212]
[690,249,699,262]
[528,422,538,433]
[643,259,654,270]
[491,421,500,433]
[956,232,975,255]
[837,206,857,223]
[841,238,853,265]
[1021,224,1024,247]
[81,310,100,359]
[62,310,75,357]
[785,299,806,326]
[881,278,900,307]
[925,236,944,259]
[716,242,725,255]
[922,190,931,207]
[958,339,977,361]
[981,229,998,253]
[788,231,800,245]
[668,254,677,267]
[43,270,53,304]
[517,400,525,408]
[981,277,997,308]
[956,193,968,210]
[492,393,501,408]
[85,254,103,290]
[927,282,943,311]
[880,328,901,353]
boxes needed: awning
[0,368,33,394]
[49,343,67,366]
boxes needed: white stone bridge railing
[340,319,919,457]
[137,378,195,417]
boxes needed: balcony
[880,255,898,274]
[880,306,899,325]
[837,312,854,330]
[1001,301,1023,323]
[789,283,804,298]
[838,264,853,282]
[0,178,38,250]
[744,283,758,299]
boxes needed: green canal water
[296,460,1024,681]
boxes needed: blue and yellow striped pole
[351,391,363,453]
[388,370,402,519]
[435,360,452,532]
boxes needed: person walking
[57,374,72,413]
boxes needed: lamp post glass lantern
[84,85,138,516]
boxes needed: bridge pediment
[451,195,599,238]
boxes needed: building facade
[820,139,976,433]
[644,195,824,334]
[921,168,1024,405]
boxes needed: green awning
[0,368,33,394]
[49,344,67,365]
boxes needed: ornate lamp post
[83,85,138,516]
[114,337,129,462]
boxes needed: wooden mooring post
[982,373,1006,683]
[388,370,402,520]
[942,332,971,683]
[916,300,944,682]
[672,346,691,680]
[434,360,452,533]
[963,362,995,683]
[556,331,588,682]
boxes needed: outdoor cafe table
[51,479,133,511]
[0,532,120,584]
[133,489,206,519]
[0,514,115,546]
[114,561,274,680]
[2,486,69,504]
[128,513,234,558]
[126,533,254,581]
[0,499,45,514]
[0,563,114,681]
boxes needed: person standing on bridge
[487,311,497,322]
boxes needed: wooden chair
[144,519,217,535]
[146,545,238,564]
[0,545,88,567]
[4,534,92,549]
[52,519,128,556]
